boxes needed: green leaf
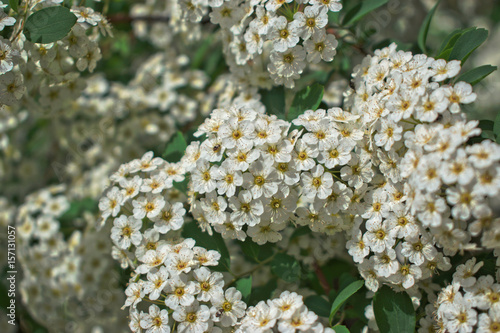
[494,112,500,144]
[181,222,231,272]
[235,276,252,303]
[59,198,97,223]
[248,278,277,306]
[435,27,473,59]
[418,0,441,53]
[173,178,189,195]
[24,6,77,44]
[329,280,364,324]
[342,0,389,26]
[163,131,187,162]
[333,325,350,333]
[448,27,488,64]
[9,0,18,13]
[287,83,324,121]
[261,86,285,119]
[240,238,260,262]
[373,286,416,333]
[271,253,301,283]
[305,295,330,317]
[478,120,494,132]
[455,65,497,86]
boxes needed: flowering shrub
[1,0,500,332]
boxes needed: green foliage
[163,131,187,162]
[455,65,497,86]
[373,286,416,333]
[304,295,330,318]
[9,0,18,13]
[270,253,301,283]
[24,6,77,43]
[287,83,324,121]
[248,278,277,306]
[342,0,389,26]
[448,27,488,64]
[418,0,441,53]
[494,112,500,144]
[329,280,364,324]
[436,27,488,64]
[235,276,252,303]
[261,86,286,119]
[333,325,350,333]
[181,222,231,272]
[59,198,97,224]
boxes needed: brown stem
[313,261,331,295]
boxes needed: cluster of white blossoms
[13,185,129,332]
[123,239,334,332]
[177,0,341,88]
[336,43,500,293]
[0,2,109,108]
[418,258,500,333]
[98,169,334,332]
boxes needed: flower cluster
[335,43,500,293]
[178,0,341,88]
[431,258,500,333]
[14,185,128,332]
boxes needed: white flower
[172,301,211,333]
[229,190,264,227]
[133,193,165,219]
[191,160,218,194]
[143,266,170,300]
[363,219,395,253]
[99,186,123,219]
[292,6,328,40]
[0,37,19,74]
[347,230,370,263]
[453,258,484,288]
[209,2,243,29]
[247,219,285,244]
[130,151,163,173]
[272,291,304,319]
[242,159,280,199]
[200,192,228,225]
[374,119,402,151]
[269,16,300,52]
[136,245,171,274]
[443,296,477,333]
[269,45,307,78]
[193,267,224,302]
[401,234,437,266]
[292,139,318,171]
[301,164,333,199]
[443,81,477,113]
[165,275,199,310]
[304,31,338,63]
[373,248,399,277]
[212,287,247,327]
[151,202,185,234]
[431,59,461,82]
[111,215,142,249]
[124,281,145,309]
[309,0,342,12]
[466,140,500,169]
[165,247,196,275]
[0,11,15,31]
[218,118,255,150]
[278,305,318,332]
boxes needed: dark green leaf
[342,0,389,26]
[373,286,416,333]
[478,120,494,132]
[329,280,364,324]
[9,0,18,13]
[449,27,488,64]
[190,34,215,69]
[333,325,350,333]
[287,83,324,121]
[290,226,311,240]
[418,0,441,53]
[24,6,77,43]
[436,27,475,59]
[240,238,260,262]
[305,295,330,317]
[261,86,285,119]
[181,222,231,272]
[163,131,187,162]
[494,112,500,144]
[235,276,252,303]
[271,253,301,283]
[455,65,497,86]
[59,198,97,223]
[173,178,189,195]
[248,278,277,306]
